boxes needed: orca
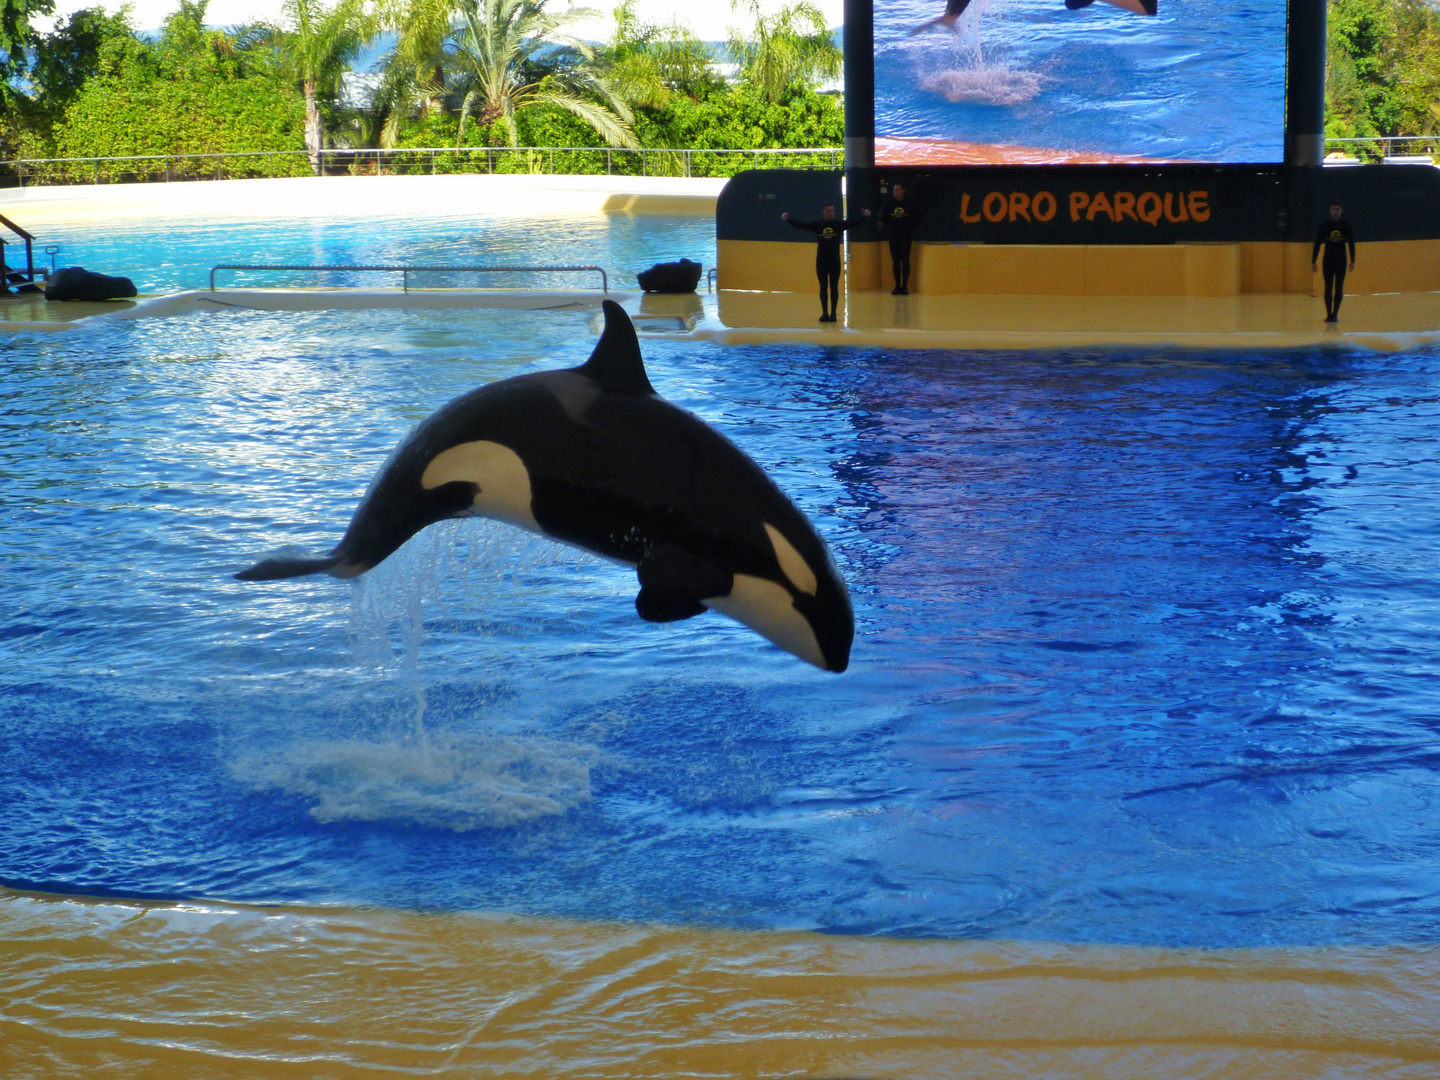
[236,300,854,673]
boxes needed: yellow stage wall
[718,239,1440,297]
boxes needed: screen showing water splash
[875,0,1286,164]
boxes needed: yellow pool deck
[6,285,1440,351]
[3,888,1437,1079]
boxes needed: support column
[843,0,874,169]
[1285,0,1327,166]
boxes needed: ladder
[0,214,43,294]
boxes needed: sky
[35,0,844,39]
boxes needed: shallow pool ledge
[2,889,1437,1079]
[0,173,726,226]
[8,287,1440,352]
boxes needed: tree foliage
[1326,0,1440,152]
[601,0,721,109]
[2,0,853,167]
[32,2,307,174]
[0,0,54,113]
[726,0,840,104]
[268,0,377,170]
[28,5,132,113]
[447,0,636,148]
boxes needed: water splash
[908,0,1044,108]
[230,732,607,831]
[231,520,613,830]
[922,67,1043,106]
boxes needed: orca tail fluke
[1081,0,1157,12]
[235,554,344,581]
[909,14,961,35]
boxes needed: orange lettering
[982,192,1007,222]
[1136,191,1163,226]
[1086,192,1115,223]
[1032,191,1057,222]
[1009,192,1032,223]
[1070,191,1089,222]
[960,193,981,223]
[1113,191,1137,223]
[1163,192,1189,223]
[1188,191,1211,222]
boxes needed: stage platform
[4,287,1440,352]
[692,289,1440,351]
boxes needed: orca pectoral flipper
[634,544,733,624]
[235,554,342,581]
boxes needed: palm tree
[373,0,452,146]
[727,0,840,103]
[602,0,719,110]
[446,0,637,149]
[277,0,378,173]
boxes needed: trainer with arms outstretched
[782,203,871,323]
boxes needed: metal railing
[1,146,842,188]
[0,212,39,291]
[209,263,609,293]
[1324,135,1439,162]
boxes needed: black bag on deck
[636,259,702,294]
[45,266,138,302]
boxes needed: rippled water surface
[3,220,1439,951]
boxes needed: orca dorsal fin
[579,300,655,395]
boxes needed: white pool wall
[0,173,726,225]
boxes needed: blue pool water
[33,210,718,294]
[3,216,1439,950]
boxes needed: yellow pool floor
[6,287,1440,352]
[0,293,137,324]
[3,888,1437,1079]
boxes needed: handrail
[1325,135,1438,144]
[0,213,35,241]
[209,263,608,293]
[1323,135,1438,162]
[707,267,718,293]
[0,211,38,287]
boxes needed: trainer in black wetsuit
[912,0,1155,32]
[879,183,921,295]
[782,203,870,322]
[1311,204,1356,322]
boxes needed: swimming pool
[28,208,718,294]
[3,213,1439,1073]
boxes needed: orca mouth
[788,589,853,674]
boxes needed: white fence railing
[1324,135,1439,161]
[0,146,843,187]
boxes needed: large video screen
[874,0,1286,165]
